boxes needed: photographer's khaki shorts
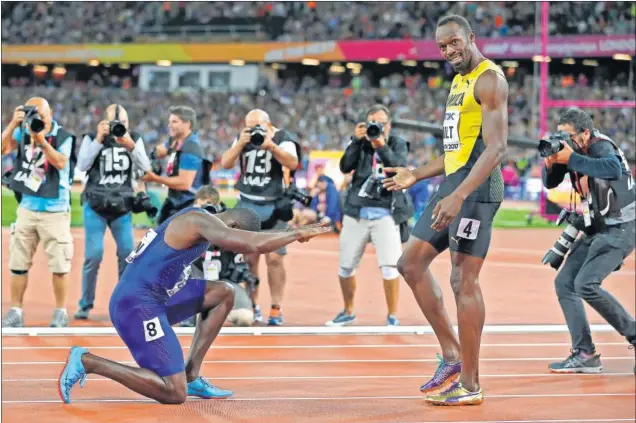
[339,215,402,270]
[9,207,73,274]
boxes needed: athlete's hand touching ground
[382,167,416,191]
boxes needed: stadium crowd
[2,67,635,174]
[2,1,634,44]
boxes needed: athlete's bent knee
[219,281,236,303]
[161,390,187,405]
[381,266,399,280]
[397,255,420,284]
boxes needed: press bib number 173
[443,110,460,152]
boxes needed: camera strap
[570,171,592,227]
[165,140,183,175]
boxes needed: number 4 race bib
[443,110,460,152]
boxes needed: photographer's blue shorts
[236,197,288,255]
[412,193,501,259]
[109,277,206,377]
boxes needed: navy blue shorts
[109,278,207,377]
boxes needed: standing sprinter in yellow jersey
[383,15,508,406]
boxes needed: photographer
[220,109,301,326]
[326,104,410,327]
[1,97,76,328]
[292,174,342,232]
[143,106,210,224]
[182,185,256,327]
[540,108,635,373]
[74,104,153,320]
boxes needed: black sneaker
[549,349,602,374]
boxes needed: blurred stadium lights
[376,58,390,64]
[301,58,320,66]
[612,54,631,61]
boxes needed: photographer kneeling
[185,186,256,327]
[75,104,154,320]
[540,108,635,373]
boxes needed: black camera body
[203,201,227,215]
[109,104,127,138]
[22,105,45,133]
[250,125,267,147]
[366,121,385,141]
[285,186,312,207]
[220,256,260,291]
[131,191,158,217]
[538,130,573,158]
[541,208,585,270]
[109,121,127,138]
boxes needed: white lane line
[2,356,634,365]
[3,372,633,383]
[2,393,634,404]
[1,342,629,351]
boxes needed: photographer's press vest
[82,132,139,206]
[236,129,300,199]
[165,134,209,205]
[576,131,636,227]
[10,125,76,198]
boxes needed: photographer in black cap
[540,108,635,374]
[73,104,154,320]
[220,109,302,326]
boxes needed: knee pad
[227,309,254,327]
[338,267,356,278]
[381,266,399,280]
[10,269,27,275]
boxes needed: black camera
[538,130,572,158]
[109,121,127,138]
[22,106,45,133]
[220,257,260,290]
[148,148,163,175]
[109,104,127,138]
[250,125,267,147]
[2,169,13,187]
[131,192,158,218]
[285,186,312,207]
[366,121,385,141]
[203,202,227,215]
[541,208,585,270]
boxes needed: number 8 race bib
[443,110,460,152]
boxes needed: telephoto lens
[541,224,581,270]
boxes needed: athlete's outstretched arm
[431,70,508,231]
[191,212,329,255]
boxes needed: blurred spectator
[2,2,633,44]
